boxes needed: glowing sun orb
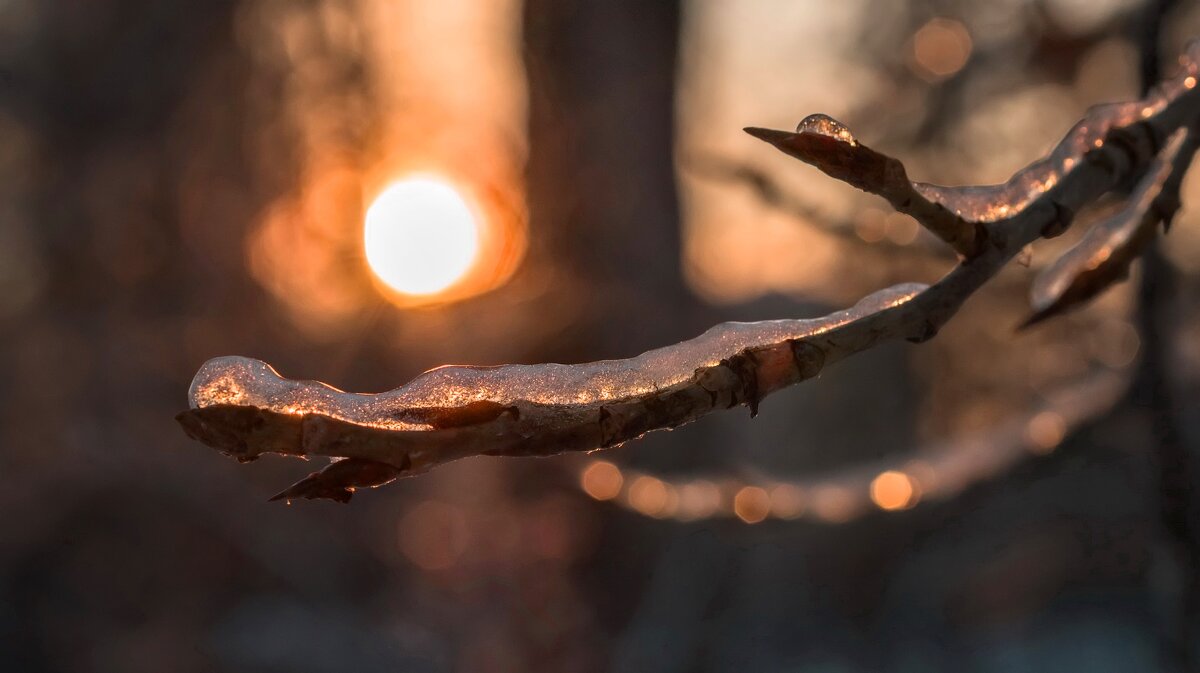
[364,177,481,297]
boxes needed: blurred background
[3,0,1200,671]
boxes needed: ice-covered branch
[744,115,989,257]
[1024,127,1197,326]
[686,154,954,256]
[179,284,923,501]
[177,40,1200,502]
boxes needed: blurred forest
[4,0,1200,671]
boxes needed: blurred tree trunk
[522,0,693,361]
[1131,2,1200,669]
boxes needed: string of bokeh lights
[575,371,1127,524]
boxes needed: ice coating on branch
[796,113,857,145]
[916,43,1199,223]
[744,122,985,256]
[1024,128,1193,326]
[188,283,926,430]
[913,102,1137,223]
[751,41,1200,228]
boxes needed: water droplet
[795,113,857,145]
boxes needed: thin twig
[684,153,954,257]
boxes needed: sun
[364,176,482,298]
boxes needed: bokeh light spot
[1026,411,1066,454]
[364,177,480,297]
[885,213,921,246]
[627,476,671,517]
[769,484,806,519]
[910,18,973,81]
[676,480,722,521]
[734,486,771,524]
[870,471,920,511]
[581,461,624,501]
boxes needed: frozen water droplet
[795,114,856,145]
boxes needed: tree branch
[745,114,989,257]
[1025,126,1196,327]
[178,40,1200,502]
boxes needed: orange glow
[870,471,920,511]
[627,476,671,517]
[365,177,481,297]
[769,484,806,519]
[910,18,972,81]
[733,486,771,524]
[676,480,722,521]
[810,486,858,523]
[885,213,920,246]
[242,0,528,326]
[581,461,624,501]
[1026,411,1066,454]
[855,209,887,243]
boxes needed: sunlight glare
[364,177,481,297]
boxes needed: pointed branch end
[269,475,355,504]
[268,458,405,505]
[744,126,794,145]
